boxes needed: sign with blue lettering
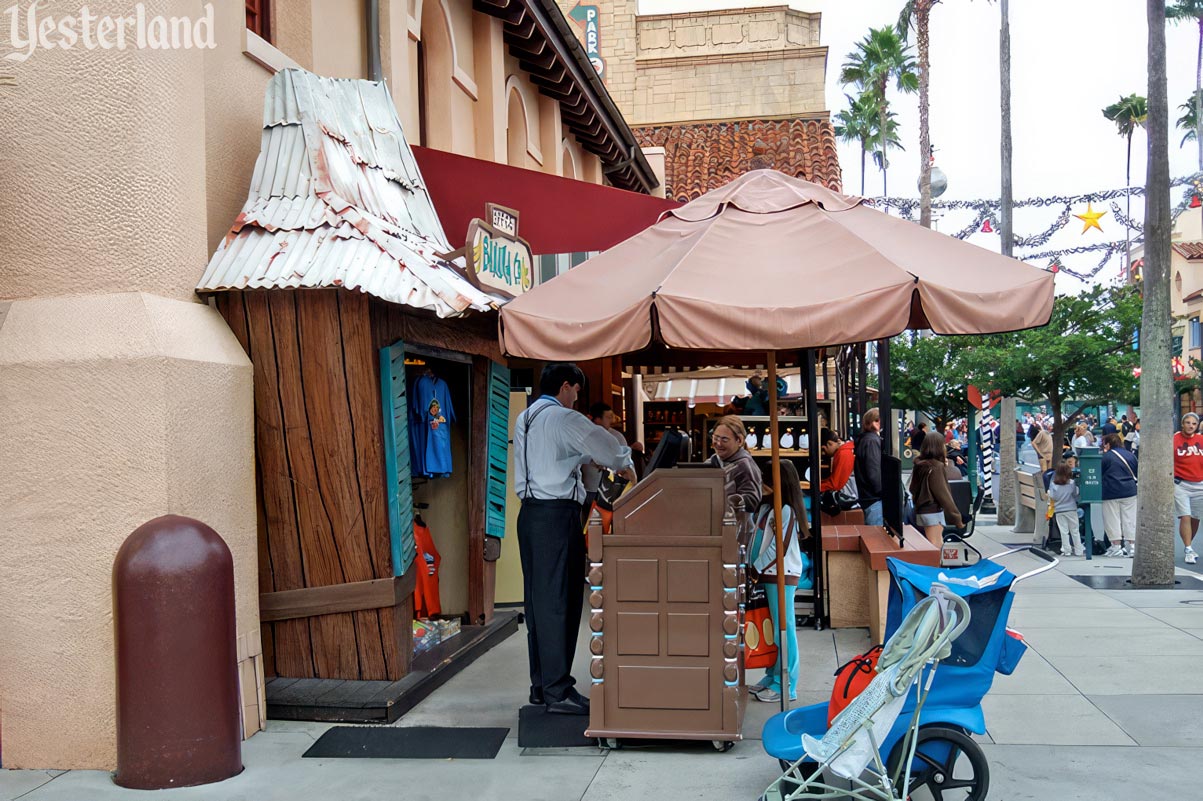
[569,4,605,79]
[464,204,532,300]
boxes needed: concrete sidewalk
[4,520,1202,800]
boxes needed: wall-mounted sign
[569,4,605,79]
[445,204,533,300]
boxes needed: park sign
[569,4,605,78]
[451,204,533,300]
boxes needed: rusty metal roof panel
[200,69,496,317]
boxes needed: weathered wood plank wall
[215,289,403,680]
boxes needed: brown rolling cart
[584,467,747,750]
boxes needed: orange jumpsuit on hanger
[413,521,441,619]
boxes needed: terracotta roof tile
[634,118,843,203]
[1173,241,1203,261]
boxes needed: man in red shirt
[1174,412,1203,564]
[820,429,856,495]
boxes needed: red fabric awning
[413,146,679,256]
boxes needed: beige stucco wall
[311,0,368,78]
[0,0,625,768]
[0,0,260,769]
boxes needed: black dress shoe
[529,687,544,705]
[545,694,590,716]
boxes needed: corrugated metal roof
[199,69,497,317]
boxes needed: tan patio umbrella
[500,170,1054,711]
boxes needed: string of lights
[873,175,1203,280]
[875,174,1202,216]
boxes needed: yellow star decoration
[1073,202,1106,234]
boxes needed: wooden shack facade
[213,288,508,683]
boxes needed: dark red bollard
[113,515,242,789]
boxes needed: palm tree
[833,93,902,195]
[1178,90,1202,147]
[1102,94,1150,191]
[869,113,905,176]
[897,2,996,229]
[832,94,876,195]
[1167,0,1203,170]
[840,27,918,199]
[1134,0,1174,585]
[897,1,935,227]
[999,0,1013,259]
[1102,93,1149,277]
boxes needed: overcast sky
[640,0,1199,289]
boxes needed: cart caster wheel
[603,738,621,750]
[712,740,734,752]
[886,725,989,801]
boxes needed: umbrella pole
[767,352,790,713]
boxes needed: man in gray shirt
[514,364,634,715]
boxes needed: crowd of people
[515,362,1203,719]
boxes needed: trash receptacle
[113,515,242,789]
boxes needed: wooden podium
[584,468,747,747]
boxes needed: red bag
[827,645,884,725]
[743,582,778,669]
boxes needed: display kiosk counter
[584,467,747,748]
[822,524,940,643]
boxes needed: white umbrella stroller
[762,586,971,801]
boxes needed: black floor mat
[303,726,509,759]
[1067,575,1184,590]
[517,704,596,748]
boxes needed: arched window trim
[504,76,543,166]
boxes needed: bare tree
[1133,0,1175,585]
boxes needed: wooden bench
[822,524,940,644]
[1014,469,1037,533]
[1014,467,1052,544]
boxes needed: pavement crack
[12,771,63,800]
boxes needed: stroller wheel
[887,725,989,801]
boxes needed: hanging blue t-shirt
[409,376,429,478]
[411,374,456,478]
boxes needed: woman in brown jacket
[909,432,965,546]
[1029,423,1054,472]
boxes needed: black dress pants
[517,498,585,703]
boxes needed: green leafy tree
[889,334,974,433]
[839,26,918,198]
[962,285,1142,468]
[1168,0,1203,169]
[1177,90,1202,147]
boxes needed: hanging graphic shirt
[411,373,456,478]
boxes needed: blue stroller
[761,547,1058,800]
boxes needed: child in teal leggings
[748,460,812,702]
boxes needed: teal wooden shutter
[380,341,415,575]
[485,362,511,538]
